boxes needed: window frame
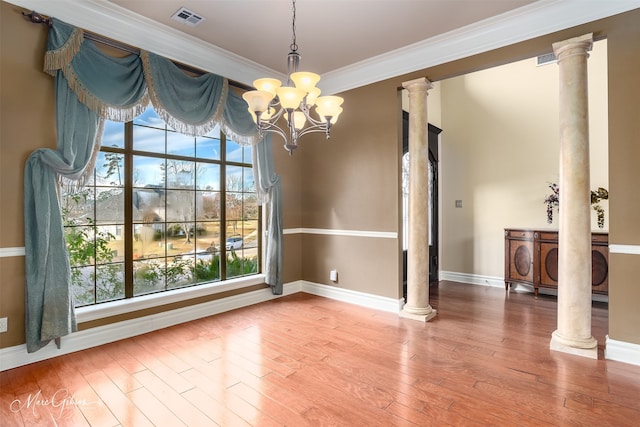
[65,111,264,321]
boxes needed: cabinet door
[591,245,609,294]
[539,241,559,288]
[506,234,534,284]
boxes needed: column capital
[402,77,433,93]
[552,33,593,61]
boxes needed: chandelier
[242,0,344,154]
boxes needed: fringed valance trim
[60,64,150,122]
[44,25,84,76]
[220,122,260,147]
[141,50,228,137]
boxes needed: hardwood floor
[1,281,639,426]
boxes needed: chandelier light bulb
[276,86,306,110]
[253,78,282,96]
[242,90,274,113]
[290,71,321,93]
[315,95,344,119]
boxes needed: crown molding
[319,0,640,94]
[5,0,640,94]
[4,0,285,87]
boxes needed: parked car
[176,250,213,262]
[225,236,243,250]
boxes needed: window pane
[133,107,166,154]
[95,188,124,225]
[71,266,95,307]
[102,121,125,149]
[242,220,259,249]
[133,187,165,223]
[226,165,243,191]
[61,189,93,226]
[96,224,123,262]
[133,259,164,296]
[243,166,256,192]
[165,160,196,190]
[196,134,221,160]
[243,144,252,164]
[226,247,258,279]
[167,131,195,157]
[243,194,259,221]
[226,139,243,163]
[133,155,165,188]
[96,151,125,187]
[195,221,220,252]
[133,223,163,259]
[197,191,220,220]
[197,162,220,191]
[166,190,195,222]
[226,193,242,221]
[96,263,125,303]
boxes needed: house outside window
[62,107,260,307]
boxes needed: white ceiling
[108,0,537,76]
[7,0,640,93]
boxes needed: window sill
[76,274,266,323]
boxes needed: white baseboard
[605,336,640,366]
[301,281,404,314]
[0,282,302,372]
[440,270,609,302]
[440,271,504,288]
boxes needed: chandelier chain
[290,0,298,52]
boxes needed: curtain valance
[43,18,258,145]
[24,18,282,353]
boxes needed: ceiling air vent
[171,7,205,27]
[537,52,557,66]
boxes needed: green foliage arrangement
[544,183,609,228]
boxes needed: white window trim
[76,273,266,323]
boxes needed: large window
[62,107,260,307]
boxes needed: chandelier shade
[242,0,344,154]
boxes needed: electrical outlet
[455,200,463,208]
[0,317,7,333]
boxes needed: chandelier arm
[258,121,288,142]
[296,123,332,140]
[299,105,328,127]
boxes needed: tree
[102,152,123,186]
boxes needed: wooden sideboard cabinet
[504,228,608,296]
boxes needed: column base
[550,330,598,359]
[400,305,437,322]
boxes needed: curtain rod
[22,10,251,91]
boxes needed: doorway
[402,110,442,300]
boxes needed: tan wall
[0,3,54,348]
[439,39,608,277]
[296,81,404,298]
[607,11,640,345]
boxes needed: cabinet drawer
[538,231,558,241]
[505,229,533,239]
[591,233,608,245]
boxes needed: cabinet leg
[505,282,509,291]
[534,287,539,297]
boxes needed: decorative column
[400,77,436,322]
[550,33,597,359]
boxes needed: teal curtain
[24,18,281,353]
[254,135,284,294]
